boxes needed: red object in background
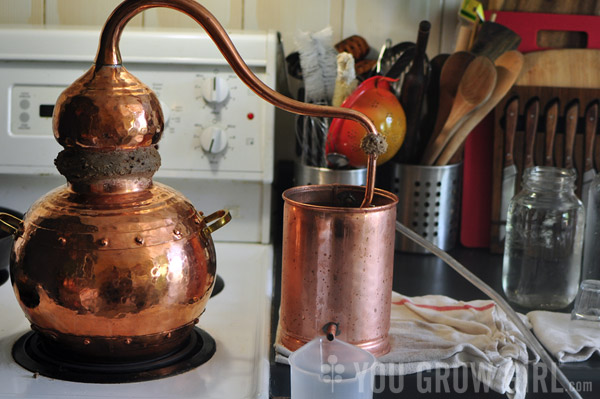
[486,11,600,53]
[460,114,493,248]
[460,11,600,248]
[327,76,405,167]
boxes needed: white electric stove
[0,27,277,398]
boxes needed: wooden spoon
[423,51,475,155]
[435,51,524,165]
[421,55,497,165]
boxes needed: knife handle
[564,102,579,170]
[524,99,540,169]
[584,102,598,172]
[544,100,559,166]
[504,98,519,167]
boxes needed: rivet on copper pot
[173,229,182,239]
[83,338,91,345]
[166,332,172,339]
[124,338,133,345]
[134,236,144,245]
[57,237,66,246]
[98,238,109,247]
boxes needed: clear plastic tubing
[395,220,582,399]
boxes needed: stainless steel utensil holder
[390,163,462,253]
[294,163,367,186]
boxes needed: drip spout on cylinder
[322,322,340,341]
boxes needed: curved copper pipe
[95,0,378,207]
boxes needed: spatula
[421,55,497,165]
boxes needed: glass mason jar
[582,173,600,281]
[502,166,584,309]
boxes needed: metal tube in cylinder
[279,185,398,357]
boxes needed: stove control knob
[201,76,229,106]
[200,126,228,154]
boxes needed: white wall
[0,0,462,54]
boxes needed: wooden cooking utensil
[436,51,524,165]
[543,100,559,166]
[523,99,540,170]
[517,49,600,88]
[564,101,579,170]
[424,51,475,152]
[421,56,497,165]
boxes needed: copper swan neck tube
[96,0,379,207]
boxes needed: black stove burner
[12,327,216,384]
[0,269,8,287]
[211,274,224,297]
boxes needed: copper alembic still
[0,0,397,381]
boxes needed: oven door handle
[0,212,22,235]
[202,210,231,236]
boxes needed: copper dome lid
[53,65,164,150]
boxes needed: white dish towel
[528,310,600,363]
[276,292,533,399]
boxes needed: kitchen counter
[268,163,598,398]
[269,246,600,398]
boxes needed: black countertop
[269,245,599,398]
[269,162,599,398]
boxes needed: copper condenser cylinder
[279,184,398,357]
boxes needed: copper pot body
[10,182,227,360]
[279,184,398,357]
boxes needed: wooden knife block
[490,85,600,253]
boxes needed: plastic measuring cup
[289,336,376,399]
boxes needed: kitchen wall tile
[342,0,445,55]
[244,0,343,55]
[440,0,462,53]
[45,0,142,27]
[142,0,243,29]
[0,0,43,25]
[1,0,459,57]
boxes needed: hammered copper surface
[279,185,398,357]
[10,182,221,358]
[32,322,196,361]
[53,65,163,150]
